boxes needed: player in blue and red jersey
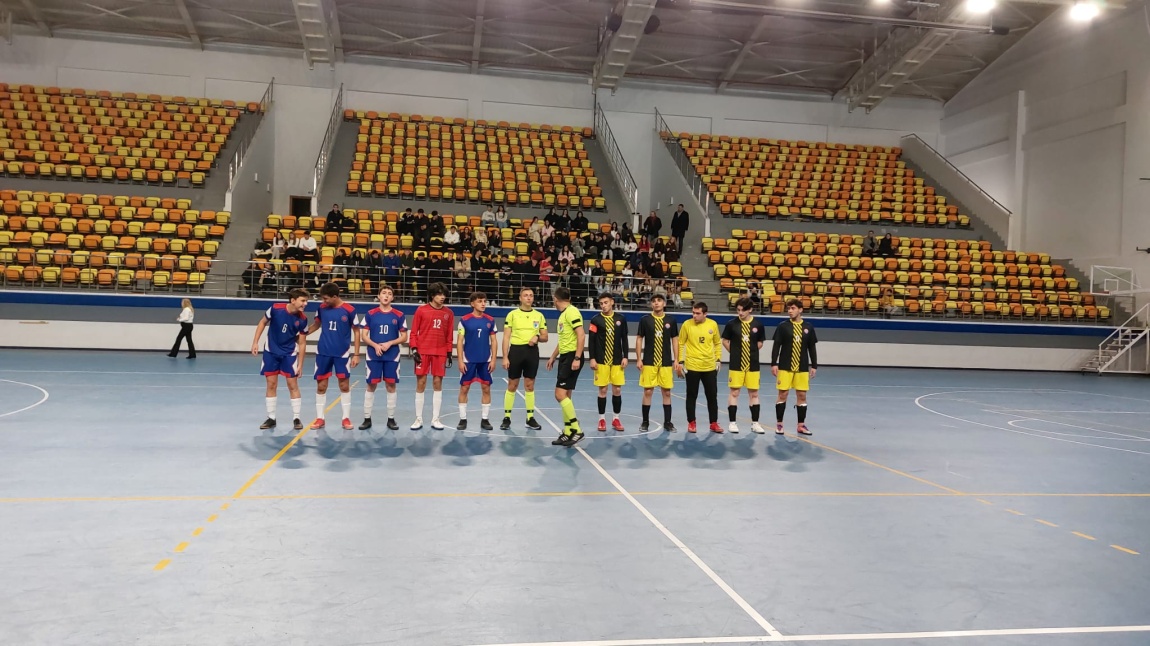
[250,288,310,432]
[407,282,454,430]
[357,284,407,431]
[456,291,498,431]
[304,282,360,431]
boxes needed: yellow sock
[503,390,516,417]
[525,391,536,418]
[560,398,579,434]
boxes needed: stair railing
[592,102,639,218]
[1091,302,1150,373]
[311,83,344,216]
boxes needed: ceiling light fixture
[1069,0,1101,21]
[965,0,996,14]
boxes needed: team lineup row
[251,282,819,446]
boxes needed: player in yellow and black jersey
[722,297,767,434]
[634,294,680,432]
[587,293,628,432]
[770,298,818,436]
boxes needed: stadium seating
[0,189,229,290]
[673,133,970,227]
[705,229,1109,321]
[258,210,685,299]
[343,111,606,210]
[0,84,257,186]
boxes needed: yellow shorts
[639,365,674,390]
[728,370,760,390]
[776,370,810,392]
[594,364,626,387]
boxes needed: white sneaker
[728,422,741,434]
[750,422,765,434]
[430,418,444,430]
[410,417,424,430]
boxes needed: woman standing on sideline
[168,299,197,359]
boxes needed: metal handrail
[311,83,345,216]
[1091,303,1150,372]
[227,78,275,192]
[592,102,639,216]
[653,108,713,221]
[900,133,1012,216]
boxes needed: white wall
[0,34,943,217]
[942,6,1150,287]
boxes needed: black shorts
[556,352,582,390]
[507,344,540,380]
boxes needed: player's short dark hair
[692,301,709,313]
[288,288,310,300]
[378,283,393,295]
[427,282,447,299]
[598,293,614,302]
[649,294,665,303]
[319,282,339,297]
[553,287,571,302]
[469,291,486,303]
[520,286,534,295]
[786,298,804,310]
[735,297,754,311]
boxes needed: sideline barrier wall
[0,291,1107,371]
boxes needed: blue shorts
[367,360,400,385]
[261,352,300,378]
[460,361,493,386]
[314,354,350,381]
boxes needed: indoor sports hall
[3,0,1150,644]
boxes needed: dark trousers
[685,370,718,424]
[674,233,686,253]
[169,323,196,357]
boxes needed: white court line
[464,624,1150,645]
[915,391,1150,457]
[995,414,1150,443]
[508,381,782,639]
[0,369,253,376]
[0,379,50,419]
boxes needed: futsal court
[2,348,1150,646]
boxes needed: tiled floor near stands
[2,350,1150,645]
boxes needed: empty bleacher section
[676,133,970,228]
[0,190,229,290]
[706,228,1109,321]
[341,111,607,211]
[0,84,257,187]
[248,209,689,307]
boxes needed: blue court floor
[2,349,1150,646]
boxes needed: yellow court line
[1035,519,1059,528]
[1073,531,1097,541]
[0,495,226,503]
[152,383,355,572]
[794,435,964,495]
[1112,544,1140,555]
[1005,508,1026,516]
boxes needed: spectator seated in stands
[863,230,878,256]
[877,233,895,257]
[325,204,349,234]
[443,225,461,251]
[270,232,287,259]
[481,205,497,227]
[298,232,319,262]
[571,210,589,233]
[495,206,510,229]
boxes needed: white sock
[599,413,606,422]
[386,391,397,418]
[265,396,277,419]
[341,392,352,420]
[481,403,490,420]
[432,391,442,420]
[316,392,327,420]
[290,398,301,419]
[459,403,467,420]
[364,391,375,417]
[613,412,621,421]
[414,392,425,418]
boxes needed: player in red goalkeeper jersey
[408,281,455,430]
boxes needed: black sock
[750,404,760,422]
[612,395,622,414]
[728,405,738,422]
[642,404,651,423]
[598,396,607,415]
[663,404,672,424]
[776,402,786,423]
[796,404,807,424]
